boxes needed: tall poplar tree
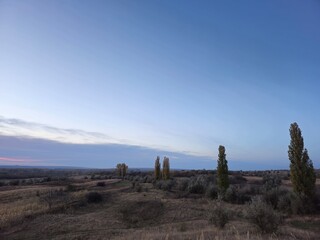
[217,145,229,194]
[154,156,161,180]
[288,122,316,199]
[162,157,170,180]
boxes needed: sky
[0,0,319,170]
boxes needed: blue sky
[0,0,319,169]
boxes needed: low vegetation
[0,123,319,239]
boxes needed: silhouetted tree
[154,156,161,180]
[162,157,170,180]
[217,145,229,194]
[116,163,128,178]
[288,122,316,199]
[116,164,122,176]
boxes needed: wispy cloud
[0,156,40,163]
[0,116,127,145]
[0,116,211,158]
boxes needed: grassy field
[0,169,319,240]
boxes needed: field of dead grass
[0,178,319,240]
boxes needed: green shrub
[208,201,229,228]
[246,197,282,233]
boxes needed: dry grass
[0,179,319,240]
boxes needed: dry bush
[177,178,189,191]
[224,186,251,204]
[96,181,106,187]
[154,179,175,191]
[85,192,103,203]
[187,175,210,194]
[208,200,229,228]
[245,197,282,233]
[262,187,288,209]
[38,189,70,210]
[206,184,218,199]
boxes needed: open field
[0,169,320,240]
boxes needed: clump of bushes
[154,179,175,191]
[262,174,282,191]
[208,201,229,228]
[96,181,106,187]
[177,178,189,192]
[86,192,103,203]
[142,175,154,183]
[38,189,69,210]
[66,184,77,192]
[187,175,210,194]
[262,187,288,209]
[223,186,251,204]
[245,197,282,233]
[206,184,218,199]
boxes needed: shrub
[262,174,282,191]
[155,179,175,191]
[96,181,106,187]
[135,183,142,192]
[278,191,293,214]
[187,175,209,194]
[143,175,154,183]
[206,184,218,199]
[224,186,237,203]
[289,193,315,215]
[246,197,282,233]
[224,186,251,204]
[86,192,103,203]
[177,179,189,191]
[208,201,229,228]
[9,180,20,186]
[66,184,77,192]
[262,187,288,209]
[39,189,69,209]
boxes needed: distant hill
[0,165,90,170]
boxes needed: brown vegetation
[0,168,319,240]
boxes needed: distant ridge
[0,165,90,169]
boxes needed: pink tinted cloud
[0,156,40,163]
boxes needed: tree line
[116,122,316,205]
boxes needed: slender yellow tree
[154,156,161,180]
[162,157,170,180]
[288,122,316,199]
